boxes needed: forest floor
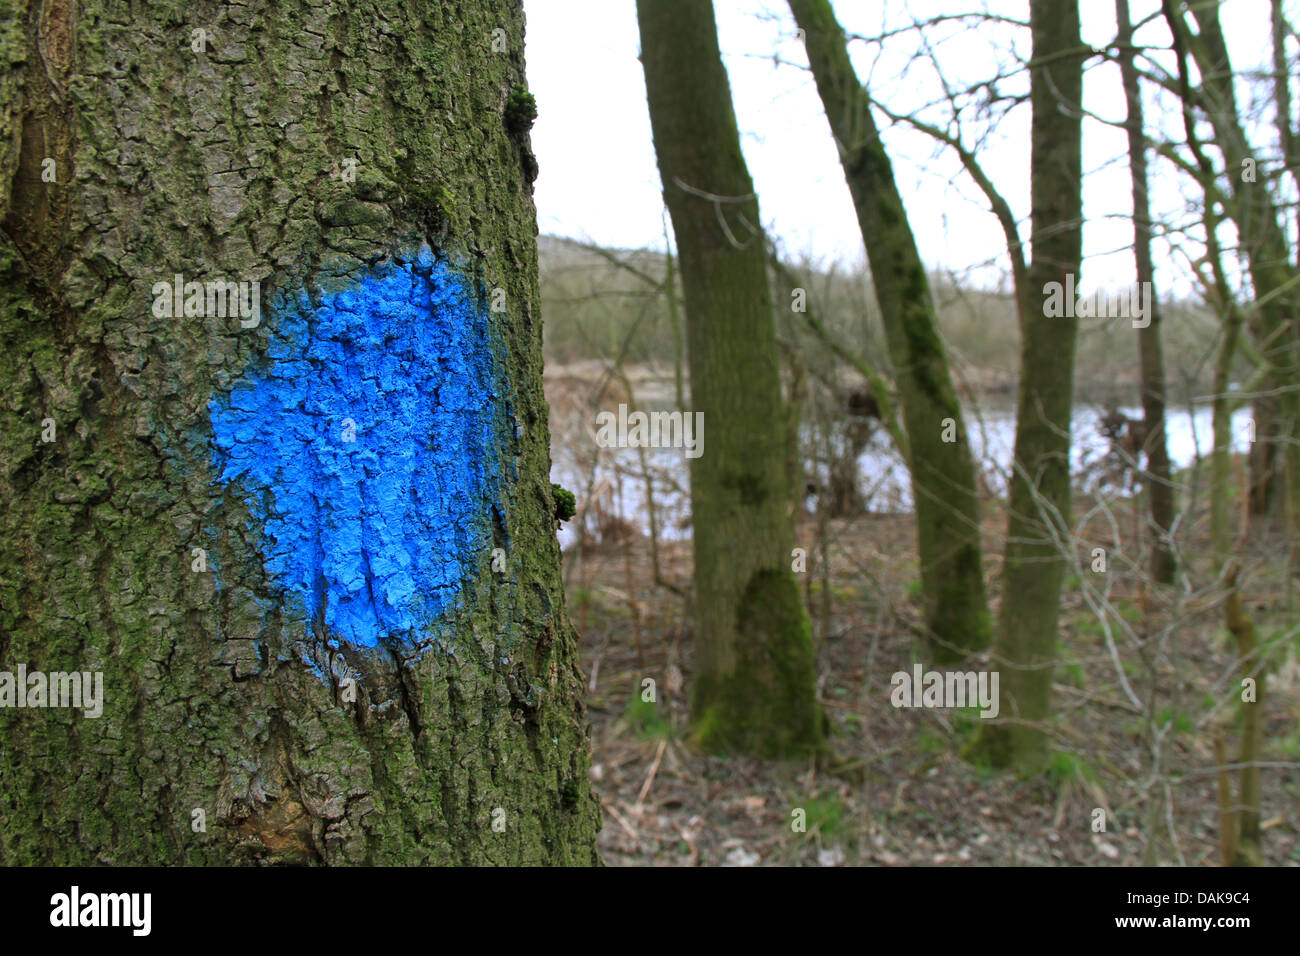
[561,499,1300,867]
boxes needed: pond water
[550,403,1255,550]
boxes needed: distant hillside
[538,234,1229,406]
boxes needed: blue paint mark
[208,248,504,649]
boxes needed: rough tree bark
[0,0,600,864]
[637,0,822,758]
[789,0,991,664]
[968,0,1084,770]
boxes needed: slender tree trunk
[0,0,600,864]
[789,0,991,663]
[1204,202,1246,565]
[1211,306,1248,567]
[1164,2,1248,568]
[1272,0,1299,190]
[1116,0,1176,585]
[1224,565,1265,865]
[1172,0,1300,534]
[968,0,1084,770]
[1272,0,1300,590]
[636,0,822,758]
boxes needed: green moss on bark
[638,0,822,758]
[790,0,990,662]
[968,0,1084,772]
[0,0,600,865]
[690,569,824,759]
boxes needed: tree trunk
[0,0,600,864]
[789,0,991,663]
[968,0,1083,770]
[1173,0,1300,534]
[1211,301,1247,567]
[1224,565,1265,865]
[1116,0,1176,585]
[1203,202,1246,565]
[637,0,822,758]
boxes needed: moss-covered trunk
[967,0,1083,771]
[0,0,600,864]
[789,0,990,663]
[636,0,821,759]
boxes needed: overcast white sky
[523,0,1290,301]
